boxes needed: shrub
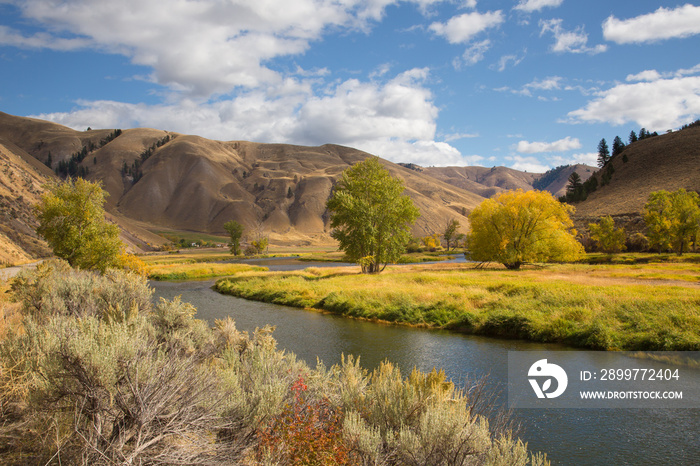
[1,263,549,465]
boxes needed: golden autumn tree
[466,190,584,269]
[644,189,700,255]
[589,215,626,254]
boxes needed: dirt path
[0,260,43,281]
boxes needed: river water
[150,258,700,465]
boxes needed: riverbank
[215,260,700,351]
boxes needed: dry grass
[146,262,267,280]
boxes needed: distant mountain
[422,164,595,199]
[2,110,697,263]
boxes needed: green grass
[215,262,700,351]
[147,262,267,280]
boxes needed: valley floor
[213,254,700,351]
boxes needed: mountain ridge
[1,111,697,263]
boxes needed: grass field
[215,258,700,351]
[146,262,268,280]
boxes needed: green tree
[326,157,419,273]
[223,220,244,255]
[466,190,584,270]
[35,178,123,271]
[589,216,626,254]
[443,219,463,251]
[629,130,638,144]
[250,236,269,254]
[597,138,610,167]
[643,189,700,255]
[611,136,626,158]
[565,172,585,202]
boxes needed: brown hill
[422,164,595,198]
[0,137,53,264]
[573,126,700,222]
[0,112,484,250]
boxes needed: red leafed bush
[257,375,351,465]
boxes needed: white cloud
[457,39,492,67]
[626,70,662,82]
[506,155,551,173]
[514,0,563,13]
[362,139,483,166]
[441,132,479,142]
[33,68,474,167]
[567,75,700,130]
[516,137,582,154]
[539,19,607,54]
[603,4,700,44]
[625,64,700,82]
[2,0,443,98]
[494,52,525,72]
[569,152,598,166]
[0,25,92,51]
[429,10,504,44]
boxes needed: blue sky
[1,0,699,171]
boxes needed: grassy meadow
[215,257,700,351]
[139,248,455,280]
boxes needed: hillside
[422,164,595,198]
[3,110,697,262]
[0,137,53,264]
[573,126,700,222]
[0,112,485,251]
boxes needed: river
[150,258,700,465]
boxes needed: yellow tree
[466,190,584,269]
[644,189,700,255]
[589,216,626,254]
[36,178,123,271]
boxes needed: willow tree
[644,189,700,255]
[466,189,584,269]
[589,215,626,254]
[326,157,419,273]
[36,178,123,271]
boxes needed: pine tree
[597,138,610,167]
[628,130,638,144]
[611,136,625,158]
[566,172,584,202]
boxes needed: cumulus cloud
[626,70,662,82]
[429,10,504,44]
[539,19,607,54]
[603,4,700,44]
[506,155,551,173]
[516,136,582,154]
[33,68,473,166]
[567,75,700,130]
[2,0,444,98]
[514,0,563,13]
[9,0,472,166]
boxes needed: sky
[1,0,700,172]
